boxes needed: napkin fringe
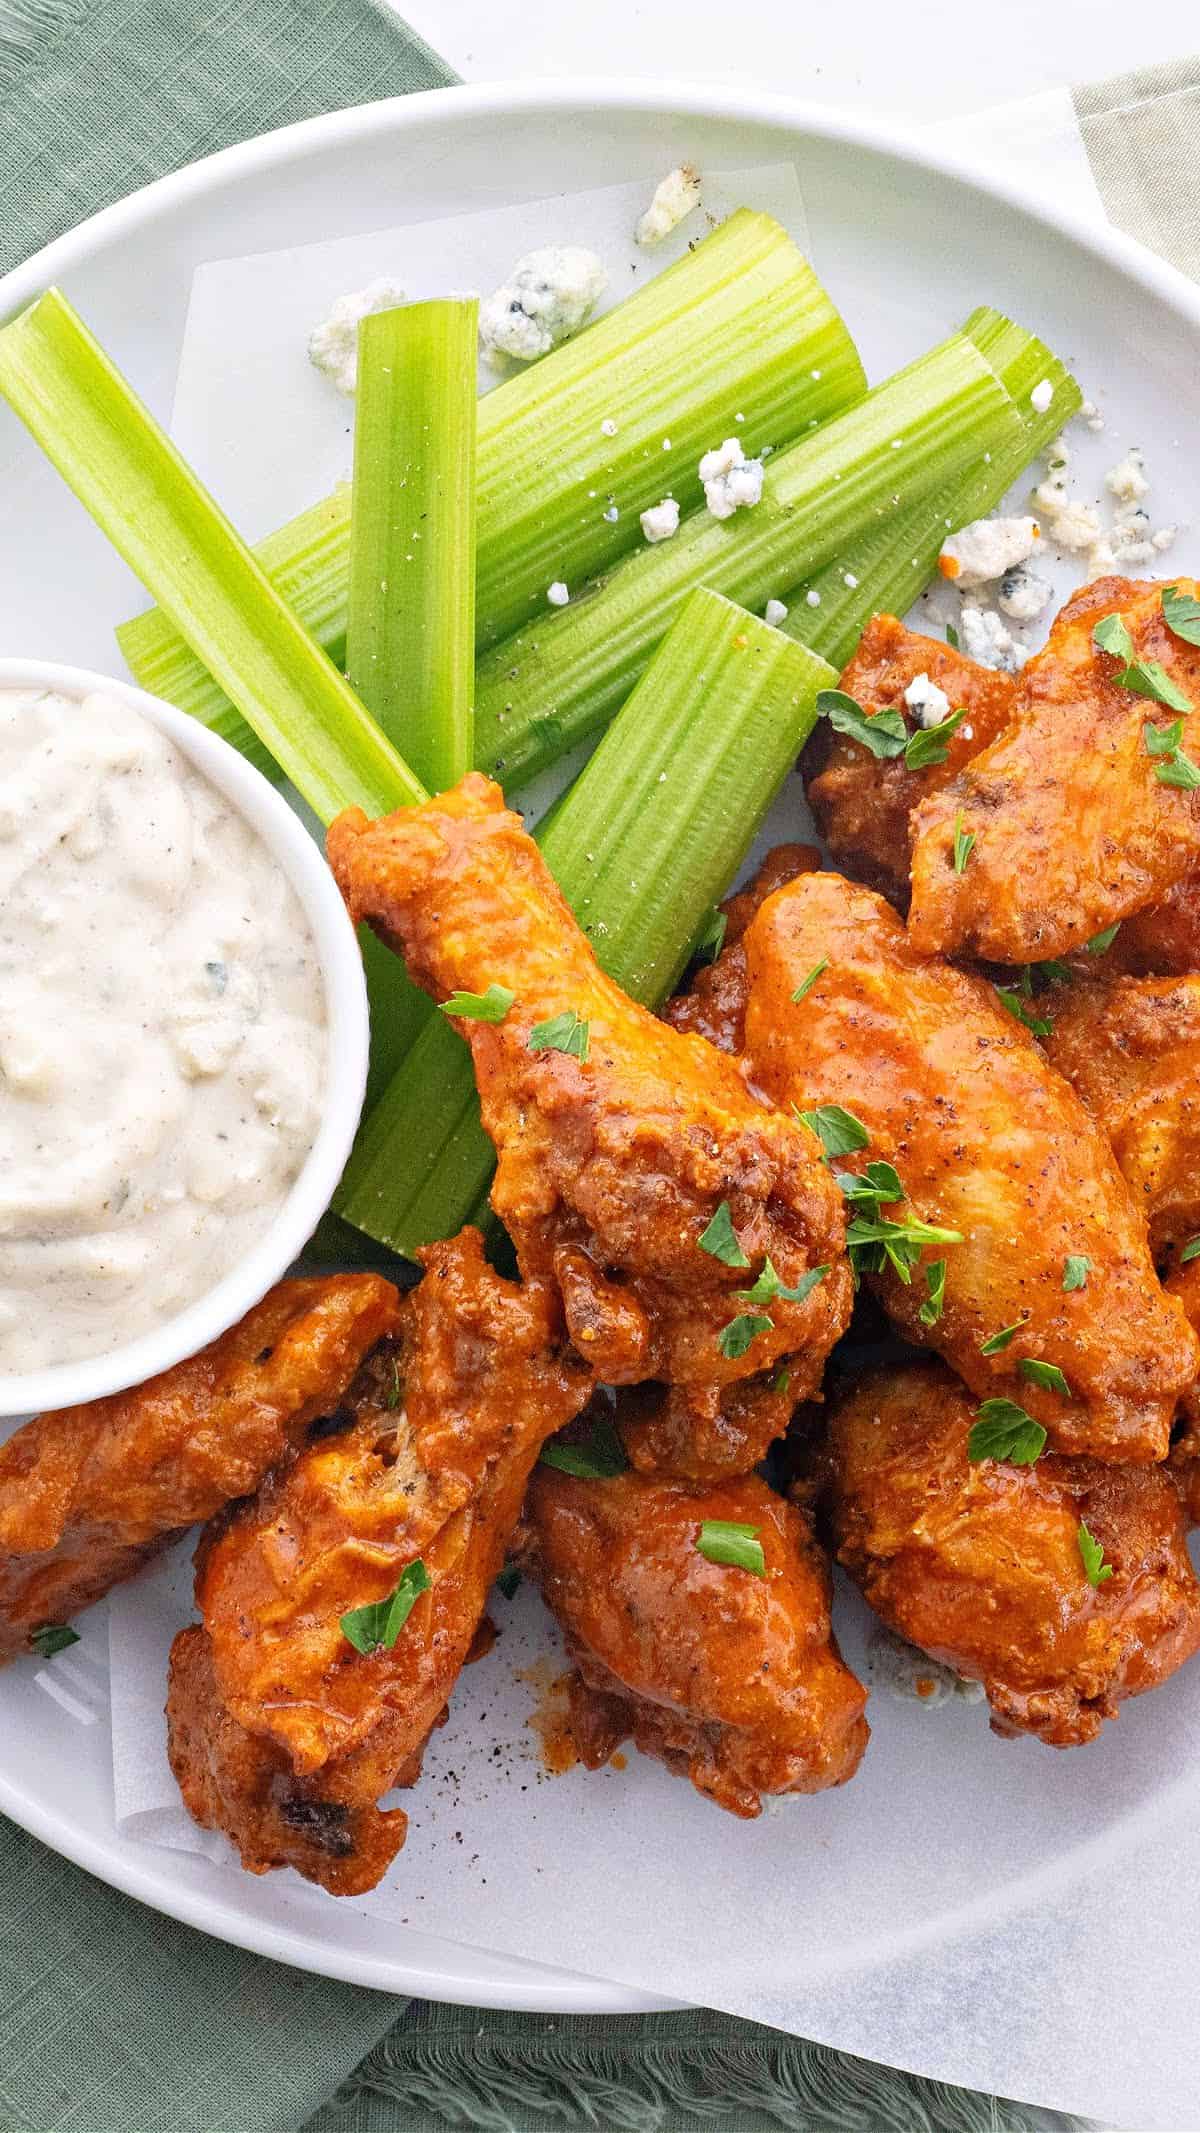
[0,0,88,91]
[332,2021,1078,2133]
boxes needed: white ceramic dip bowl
[0,657,369,1419]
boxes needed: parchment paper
[107,170,1200,2132]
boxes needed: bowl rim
[0,657,369,1418]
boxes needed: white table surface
[401,0,1193,121]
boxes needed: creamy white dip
[0,688,327,1375]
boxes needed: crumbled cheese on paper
[636,165,702,246]
[307,277,406,395]
[479,247,608,363]
[939,516,1040,587]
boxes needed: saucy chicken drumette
[328,774,852,1479]
[521,1452,868,1814]
[823,1361,1200,1745]
[169,1228,590,1894]
[670,857,1197,1463]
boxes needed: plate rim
[3,74,1199,2011]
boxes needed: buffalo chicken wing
[825,1362,1200,1745]
[804,614,1017,903]
[328,776,852,1475]
[0,1274,399,1662]
[908,577,1200,961]
[522,1461,868,1814]
[167,1229,589,1894]
[706,867,1196,1462]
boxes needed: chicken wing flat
[1045,972,1200,1258]
[908,576,1200,962]
[0,1274,399,1662]
[825,1361,1200,1745]
[804,614,1017,903]
[328,776,852,1467]
[522,1461,868,1814]
[732,868,1197,1462]
[168,1228,590,1894]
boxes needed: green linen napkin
[0,9,1182,2129]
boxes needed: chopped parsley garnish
[1143,717,1200,788]
[791,957,829,1003]
[952,810,975,875]
[717,1311,775,1360]
[995,987,1054,1038]
[736,1259,828,1308]
[540,1417,627,1480]
[29,1623,80,1660]
[844,1212,961,1285]
[528,1009,589,1062]
[1063,1255,1091,1291]
[698,1201,750,1268]
[1181,1236,1200,1265]
[815,689,907,759]
[1161,585,1200,646]
[904,707,966,771]
[1155,750,1200,790]
[495,1565,522,1600]
[795,1103,869,1160]
[696,1519,766,1576]
[967,1400,1047,1465]
[772,1368,792,1397]
[833,1160,960,1284]
[440,983,515,1023]
[945,622,960,650]
[693,906,727,965]
[340,1560,430,1655]
[979,1321,1022,1356]
[1144,717,1185,757]
[1019,1357,1071,1397]
[1038,958,1074,984]
[1093,611,1134,661]
[1122,662,1193,713]
[834,1158,904,1206]
[1086,923,1121,955]
[384,1359,402,1410]
[919,1258,946,1326]
[1078,1519,1114,1587]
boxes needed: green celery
[347,301,477,789]
[474,329,1021,790]
[780,305,1082,667]
[117,210,865,743]
[0,288,426,824]
[335,588,836,1256]
[117,486,353,783]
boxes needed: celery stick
[781,307,1082,668]
[117,486,353,781]
[347,301,477,789]
[474,330,1020,791]
[335,589,836,1256]
[0,289,426,823]
[117,210,865,744]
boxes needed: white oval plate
[2,80,1200,2014]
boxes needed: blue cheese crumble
[307,277,406,395]
[641,498,680,544]
[939,516,1040,587]
[903,673,951,728]
[636,165,702,246]
[699,438,765,520]
[479,247,608,364]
